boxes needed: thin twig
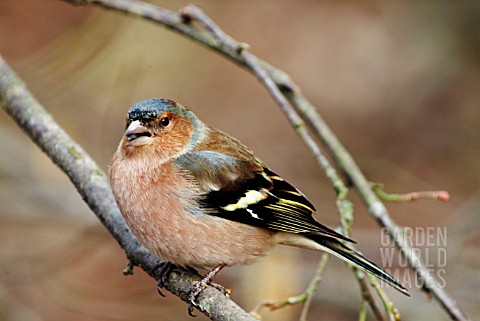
[358,300,368,321]
[357,273,387,321]
[0,56,258,321]
[250,295,305,316]
[299,253,331,321]
[372,183,451,202]
[368,275,401,321]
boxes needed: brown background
[1,1,479,320]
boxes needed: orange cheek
[120,116,195,161]
[155,118,194,155]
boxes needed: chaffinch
[109,98,408,307]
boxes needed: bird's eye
[160,117,170,127]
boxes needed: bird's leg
[187,264,225,315]
[185,265,230,294]
[156,262,175,297]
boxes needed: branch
[59,2,470,320]
[0,56,258,321]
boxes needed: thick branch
[0,56,258,321]
[59,2,469,320]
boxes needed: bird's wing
[174,151,353,242]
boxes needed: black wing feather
[198,164,354,243]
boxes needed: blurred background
[1,0,479,320]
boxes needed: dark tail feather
[308,234,409,296]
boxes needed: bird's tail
[307,234,409,296]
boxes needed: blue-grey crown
[127,98,181,123]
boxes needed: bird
[109,98,408,311]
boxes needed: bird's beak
[124,120,153,147]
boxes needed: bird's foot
[156,262,175,297]
[184,265,225,316]
[186,278,209,316]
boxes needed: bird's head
[120,98,205,160]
